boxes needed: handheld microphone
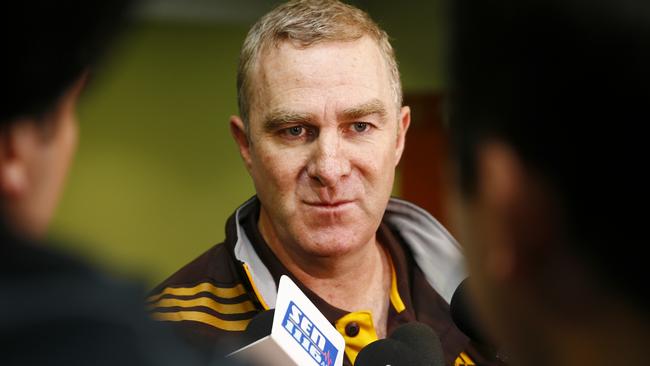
[242,309,275,345]
[355,322,444,366]
[450,279,508,362]
[227,276,345,366]
[450,279,492,346]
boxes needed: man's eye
[352,122,370,133]
[287,126,304,136]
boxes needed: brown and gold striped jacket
[149,196,502,366]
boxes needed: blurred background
[50,0,451,286]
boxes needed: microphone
[227,276,345,366]
[450,279,508,362]
[242,309,275,345]
[391,322,444,366]
[355,338,425,366]
[355,322,444,366]
[450,279,492,346]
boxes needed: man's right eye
[281,125,306,138]
[288,126,304,136]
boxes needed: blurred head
[230,0,410,260]
[449,0,650,363]
[0,1,131,239]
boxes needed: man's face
[451,143,558,364]
[0,83,79,239]
[234,37,409,258]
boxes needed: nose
[306,130,351,187]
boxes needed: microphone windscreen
[356,323,444,366]
[355,338,429,366]
[243,309,275,344]
[450,279,491,346]
[390,322,444,366]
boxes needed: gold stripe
[147,282,247,303]
[150,296,256,315]
[242,263,270,310]
[388,255,406,313]
[152,310,251,331]
[457,351,476,366]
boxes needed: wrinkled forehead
[247,37,395,123]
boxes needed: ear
[476,142,556,283]
[0,121,37,200]
[229,115,253,171]
[0,74,84,237]
[394,106,411,165]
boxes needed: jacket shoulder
[148,243,260,338]
[151,242,240,291]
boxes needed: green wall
[51,22,255,283]
[50,1,445,285]
[367,0,446,91]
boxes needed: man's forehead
[250,37,393,118]
[262,38,385,81]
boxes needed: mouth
[303,200,354,209]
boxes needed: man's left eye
[287,126,304,136]
[352,122,370,133]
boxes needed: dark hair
[449,0,650,308]
[0,0,133,124]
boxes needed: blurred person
[0,1,232,365]
[449,0,650,365]
[149,1,497,365]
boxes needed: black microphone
[450,279,492,346]
[355,338,426,366]
[450,279,508,362]
[242,309,275,345]
[355,322,444,366]
[221,310,275,366]
[390,322,444,365]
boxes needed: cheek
[63,117,78,164]
[32,116,78,235]
[457,206,505,322]
[55,116,78,181]
[457,206,486,273]
[70,117,78,150]
[250,145,306,193]
[351,143,395,189]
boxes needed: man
[449,0,650,365]
[150,1,491,365]
[0,2,219,365]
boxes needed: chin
[298,226,372,257]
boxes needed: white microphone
[228,275,345,366]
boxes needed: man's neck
[258,209,392,337]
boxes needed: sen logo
[282,301,338,366]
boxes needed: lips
[303,200,354,208]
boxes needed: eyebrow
[339,99,388,122]
[263,110,315,132]
[262,98,389,132]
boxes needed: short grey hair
[237,0,402,128]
